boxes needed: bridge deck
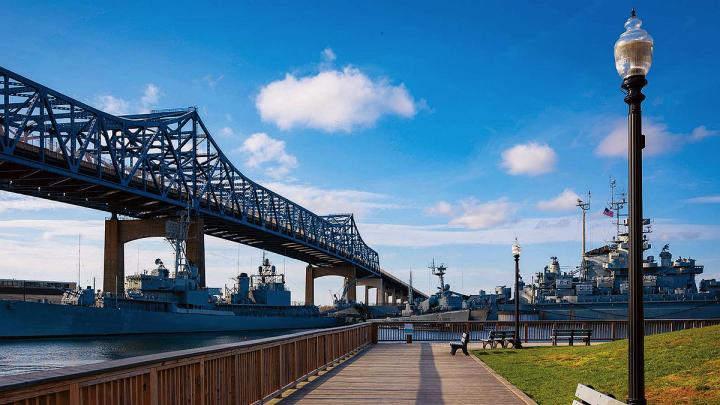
[280,343,531,404]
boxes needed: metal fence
[372,319,720,342]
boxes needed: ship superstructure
[417,260,466,313]
[1,213,337,338]
[487,179,720,320]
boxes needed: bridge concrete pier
[305,264,357,305]
[357,277,385,305]
[103,214,205,295]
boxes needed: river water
[0,330,296,376]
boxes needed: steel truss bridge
[0,65,424,298]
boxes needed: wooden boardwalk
[280,343,531,404]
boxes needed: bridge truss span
[0,66,380,275]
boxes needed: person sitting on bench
[450,332,470,356]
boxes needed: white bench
[572,384,625,405]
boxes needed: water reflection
[0,329,297,376]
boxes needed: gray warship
[478,180,720,320]
[391,261,489,321]
[0,215,337,338]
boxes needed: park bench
[481,331,518,349]
[573,383,625,405]
[449,332,470,356]
[552,329,592,346]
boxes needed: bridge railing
[0,323,371,405]
[370,319,720,342]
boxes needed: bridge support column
[357,277,385,305]
[186,216,205,287]
[103,214,206,296]
[103,216,124,297]
[376,280,386,305]
[305,264,357,305]
[305,265,315,306]
[345,274,356,302]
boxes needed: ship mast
[609,178,627,236]
[429,259,447,293]
[408,268,414,305]
[576,192,590,281]
[576,191,590,280]
[165,210,190,278]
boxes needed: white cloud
[237,133,298,179]
[501,142,557,176]
[423,198,517,229]
[95,84,162,115]
[596,119,716,158]
[686,195,720,204]
[425,201,453,216]
[0,192,78,213]
[256,66,417,132]
[218,127,235,137]
[536,189,581,211]
[690,125,719,141]
[262,182,399,216]
[361,216,720,248]
[448,198,516,229]
[140,84,161,112]
[202,74,224,89]
[96,95,130,115]
[321,48,336,62]
[0,219,105,242]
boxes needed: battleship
[0,215,337,338]
[389,261,489,321]
[478,180,720,320]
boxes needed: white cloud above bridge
[237,133,298,179]
[95,83,163,116]
[425,198,517,230]
[255,53,417,132]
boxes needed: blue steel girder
[0,66,380,275]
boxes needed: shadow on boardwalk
[280,343,528,404]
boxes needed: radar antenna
[428,259,447,293]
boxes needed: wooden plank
[281,343,529,404]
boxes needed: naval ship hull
[0,300,339,338]
[494,300,720,321]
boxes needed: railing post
[524,322,529,343]
[198,359,206,405]
[611,321,616,341]
[149,367,159,405]
[371,322,379,344]
[69,383,79,405]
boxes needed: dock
[280,343,530,404]
[2,320,717,405]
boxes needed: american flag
[603,208,614,217]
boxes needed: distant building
[0,279,77,303]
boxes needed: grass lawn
[473,325,720,405]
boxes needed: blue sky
[1,1,719,304]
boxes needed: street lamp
[512,238,522,349]
[614,8,653,405]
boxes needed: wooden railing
[371,319,720,342]
[0,323,371,405]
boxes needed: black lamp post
[614,9,653,405]
[512,238,522,348]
